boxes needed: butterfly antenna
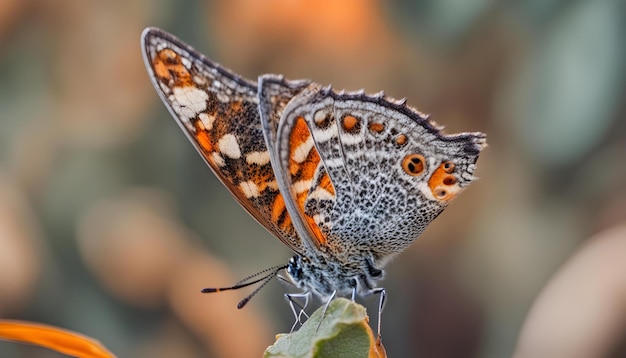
[236,271,277,309]
[234,265,286,285]
[201,264,288,308]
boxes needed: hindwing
[270,86,486,262]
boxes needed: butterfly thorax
[286,253,384,298]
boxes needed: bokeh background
[1,0,625,357]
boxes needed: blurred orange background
[0,0,625,357]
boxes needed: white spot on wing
[267,180,279,190]
[313,214,331,228]
[239,181,260,198]
[193,76,207,86]
[198,113,216,131]
[312,125,338,143]
[292,179,313,194]
[293,136,315,163]
[314,110,328,124]
[171,86,209,122]
[159,82,171,94]
[340,133,362,145]
[218,134,241,159]
[217,92,230,103]
[323,158,344,167]
[309,187,335,201]
[246,151,271,165]
[181,57,192,69]
[211,152,225,167]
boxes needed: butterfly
[141,27,486,337]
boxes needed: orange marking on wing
[428,162,461,202]
[368,122,385,133]
[305,215,327,245]
[154,49,193,86]
[395,134,407,146]
[289,161,300,176]
[319,172,336,196]
[293,188,327,246]
[288,117,320,181]
[289,121,309,173]
[271,195,285,222]
[295,187,309,211]
[249,171,275,193]
[289,117,312,150]
[286,117,328,247]
[229,100,243,113]
[194,122,214,153]
[281,215,292,230]
[299,151,320,181]
[402,154,426,176]
[288,118,312,176]
[342,115,359,132]
[153,59,171,80]
[271,195,291,230]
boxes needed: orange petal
[0,320,115,358]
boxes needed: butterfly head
[286,255,304,282]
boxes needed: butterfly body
[142,28,486,302]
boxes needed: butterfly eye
[402,154,426,176]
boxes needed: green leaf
[264,298,386,358]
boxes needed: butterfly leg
[284,292,310,332]
[315,290,337,333]
[371,287,386,340]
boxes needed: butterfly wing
[141,28,307,253]
[259,77,332,252]
[268,85,486,264]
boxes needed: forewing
[141,28,303,253]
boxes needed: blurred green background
[0,0,625,357]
